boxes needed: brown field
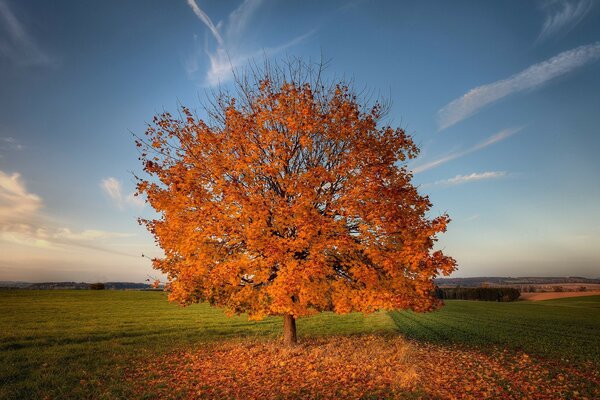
[512,283,600,291]
[520,290,600,301]
[551,283,600,290]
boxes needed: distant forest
[435,276,600,288]
[0,281,154,290]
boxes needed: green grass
[0,290,395,399]
[389,295,600,364]
[1,290,599,399]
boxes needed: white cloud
[0,0,55,66]
[437,42,600,130]
[186,0,314,86]
[0,170,135,255]
[433,171,507,186]
[412,127,522,174]
[126,192,145,208]
[537,0,594,43]
[101,177,144,210]
[101,177,122,205]
[0,224,133,251]
[186,0,224,46]
[0,171,42,220]
[51,228,133,241]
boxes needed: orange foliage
[135,64,456,320]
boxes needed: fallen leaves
[410,342,600,399]
[128,335,416,399]
[126,335,600,399]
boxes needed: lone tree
[135,60,456,346]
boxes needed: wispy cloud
[101,177,144,210]
[0,170,134,255]
[0,137,24,151]
[186,0,224,46]
[412,127,522,173]
[537,0,595,43]
[464,214,480,222]
[432,171,507,186]
[0,170,42,221]
[185,0,314,86]
[0,0,55,66]
[438,42,600,130]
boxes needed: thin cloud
[52,228,133,242]
[186,0,223,46]
[100,177,144,210]
[1,224,134,256]
[438,42,600,130]
[0,170,134,256]
[412,127,522,174]
[224,0,264,43]
[537,0,594,43]
[101,177,122,203]
[204,29,316,87]
[0,0,55,66]
[0,170,42,220]
[433,171,507,186]
[0,137,24,151]
[473,127,521,150]
[186,0,314,86]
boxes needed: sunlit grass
[389,295,600,364]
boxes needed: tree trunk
[283,314,297,346]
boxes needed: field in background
[520,290,600,300]
[1,290,599,399]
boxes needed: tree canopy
[135,61,456,344]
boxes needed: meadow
[390,296,600,364]
[1,290,599,399]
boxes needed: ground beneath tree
[128,335,600,399]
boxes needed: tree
[89,282,105,290]
[134,60,456,346]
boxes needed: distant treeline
[435,276,600,287]
[0,282,154,290]
[435,287,521,302]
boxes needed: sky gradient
[1,0,599,282]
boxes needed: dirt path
[519,291,600,301]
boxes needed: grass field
[390,295,600,364]
[1,290,599,399]
[0,290,394,399]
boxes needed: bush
[89,283,106,290]
[436,287,520,302]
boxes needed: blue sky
[1,0,599,282]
